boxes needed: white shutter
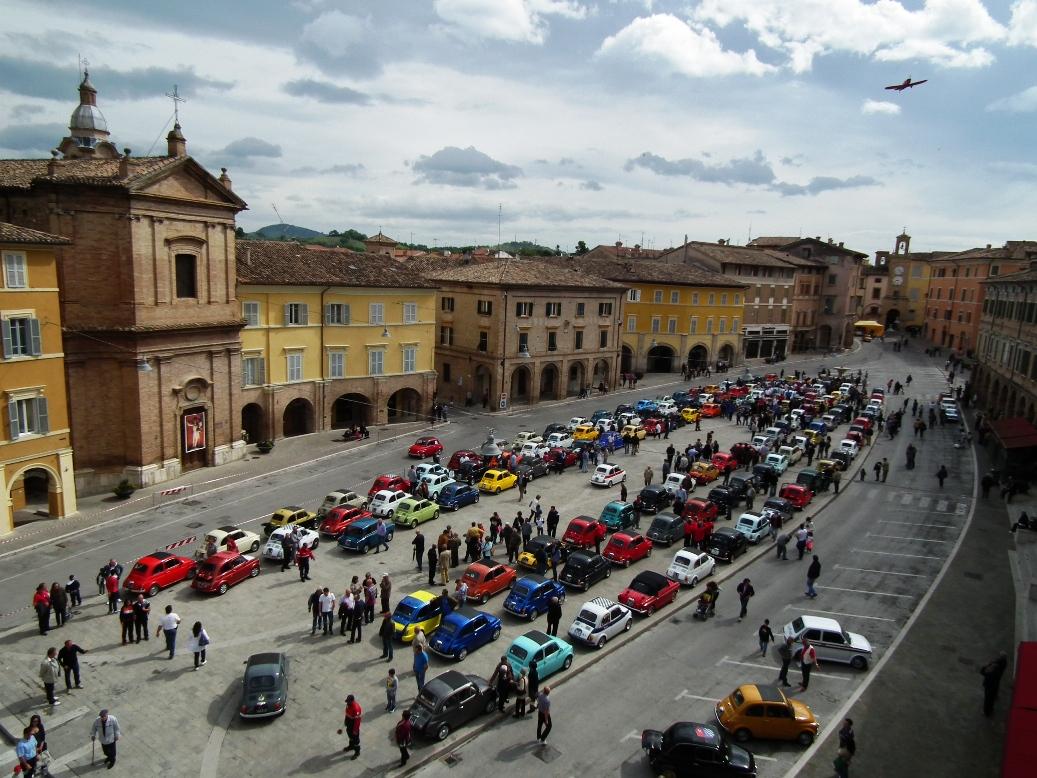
[342,305,350,325]
[283,304,292,325]
[300,304,309,325]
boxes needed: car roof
[518,629,553,647]
[668,722,723,746]
[516,574,548,586]
[712,527,740,539]
[143,550,174,561]
[583,596,620,613]
[526,535,555,549]
[203,551,243,563]
[215,525,238,533]
[740,683,786,704]
[565,550,598,564]
[403,590,436,604]
[791,614,842,632]
[632,570,669,587]
[642,484,667,494]
[423,670,471,698]
[245,652,285,671]
[448,605,483,622]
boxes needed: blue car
[635,399,658,413]
[338,518,395,554]
[505,629,574,681]
[503,574,566,621]
[428,605,503,660]
[590,409,611,425]
[598,430,624,452]
[436,483,481,511]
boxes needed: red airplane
[885,77,928,91]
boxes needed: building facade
[860,264,889,320]
[424,260,625,409]
[0,73,248,494]
[873,232,948,333]
[1,224,77,535]
[236,241,437,439]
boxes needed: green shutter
[342,305,350,325]
[258,358,265,384]
[28,318,42,356]
[300,305,309,325]
[35,398,49,434]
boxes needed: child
[386,668,398,712]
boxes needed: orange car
[460,561,517,604]
[689,462,720,484]
[700,403,722,418]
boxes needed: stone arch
[387,388,422,422]
[283,397,315,437]
[566,361,586,396]
[511,364,532,402]
[646,343,675,373]
[241,402,266,443]
[539,363,560,400]
[332,393,373,428]
[718,343,735,364]
[885,308,901,329]
[592,359,610,387]
[7,464,62,521]
[688,344,709,370]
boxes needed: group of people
[307,572,393,640]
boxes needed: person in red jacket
[105,573,121,614]
[343,694,362,758]
[32,583,51,635]
[295,544,313,582]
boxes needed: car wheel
[596,635,607,649]
[386,510,394,518]
[491,626,501,641]
[669,591,677,603]
[562,654,573,670]
[646,605,655,615]
[185,568,196,579]
[475,495,480,503]
[528,608,538,621]
[734,728,752,743]
[312,538,319,550]
[623,618,632,632]
[250,541,260,552]
[605,567,611,578]
[484,697,497,715]
[850,655,868,670]
[387,532,394,542]
[457,648,468,661]
[436,723,451,741]
[479,593,488,605]
[689,576,698,588]
[148,584,160,597]
[249,566,260,578]
[433,511,440,520]
[797,731,815,746]
[362,544,370,554]
[217,583,229,595]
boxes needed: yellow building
[236,241,437,440]
[565,257,746,374]
[874,232,951,333]
[1,223,77,535]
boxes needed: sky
[2,0,1036,255]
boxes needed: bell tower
[56,66,120,159]
[895,230,911,255]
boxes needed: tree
[328,229,339,236]
[575,240,589,255]
[235,226,245,238]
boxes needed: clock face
[893,277,904,286]
[894,266,905,275]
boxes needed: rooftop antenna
[497,203,502,254]
[78,54,88,79]
[271,203,285,226]
[747,218,752,245]
[165,84,186,125]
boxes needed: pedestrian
[873,461,881,481]
[349,596,364,643]
[806,555,821,598]
[375,611,395,661]
[858,467,865,481]
[342,694,362,758]
[981,652,1009,716]
[279,532,294,572]
[449,529,461,567]
[644,465,653,486]
[105,572,120,614]
[881,458,889,483]
[777,636,794,687]
[118,597,135,645]
[375,518,390,553]
[832,469,841,495]
[838,717,856,756]
[385,668,398,712]
[514,668,528,717]
[551,544,561,580]
[736,578,754,621]
[128,593,149,643]
[427,545,438,586]
[798,638,820,690]
[57,639,86,692]
[50,582,68,628]
[16,725,38,777]
[936,464,948,489]
[620,482,628,503]
[413,645,429,692]
[32,583,51,635]
[306,587,323,635]
[39,647,60,707]
[546,596,562,636]
[66,574,82,610]
[338,590,354,637]
[490,656,513,712]
[775,532,789,560]
[413,529,425,571]
[154,604,181,658]
[546,506,559,537]
[90,708,121,770]
[314,587,334,636]
[296,543,313,581]
[833,747,852,778]
[536,686,552,744]
[378,573,392,614]
[395,709,413,768]
[187,621,210,669]
[528,660,540,710]
[758,619,774,657]
[795,526,809,560]
[438,548,451,585]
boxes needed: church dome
[71,102,108,133]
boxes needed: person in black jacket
[307,588,322,636]
[349,598,364,644]
[527,660,540,711]
[426,546,437,587]
[412,530,425,571]
[546,597,562,637]
[378,612,394,660]
[57,639,86,690]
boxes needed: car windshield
[671,557,689,568]
[395,602,417,619]
[575,609,598,626]
[512,581,534,596]
[732,688,746,707]
[630,579,658,595]
[436,620,458,635]
[509,644,529,661]
[791,616,805,632]
[132,562,149,573]
[198,562,217,576]
[415,689,441,710]
[649,518,671,532]
[247,673,276,691]
[343,525,365,538]
[609,537,629,549]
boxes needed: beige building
[779,238,868,349]
[423,260,626,409]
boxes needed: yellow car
[800,429,823,446]
[680,407,700,423]
[816,458,844,474]
[263,506,317,537]
[715,684,818,746]
[516,535,559,570]
[689,462,720,484]
[620,424,647,441]
[478,469,518,494]
[391,590,445,642]
[573,424,599,442]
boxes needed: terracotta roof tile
[558,257,746,289]
[237,240,435,288]
[424,258,627,290]
[0,222,71,245]
[0,156,182,189]
[747,236,800,248]
[659,241,798,270]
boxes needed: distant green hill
[251,223,324,240]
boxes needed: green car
[599,501,637,532]
[395,497,440,528]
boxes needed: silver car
[567,596,632,649]
[783,615,873,670]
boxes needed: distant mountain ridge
[251,223,324,240]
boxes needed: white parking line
[816,585,912,598]
[754,754,778,762]
[675,689,717,702]
[621,729,641,742]
[866,533,951,544]
[834,565,927,577]
[718,656,850,681]
[935,499,949,512]
[918,496,931,509]
[783,605,896,622]
[879,520,955,528]
[852,548,942,560]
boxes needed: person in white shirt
[155,605,181,659]
[91,709,121,769]
[318,588,336,635]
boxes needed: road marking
[41,704,90,729]
[754,754,779,762]
[199,689,241,778]
[783,605,896,622]
[718,656,850,681]
[852,548,942,560]
[866,533,950,544]
[816,584,912,598]
[956,502,968,514]
[834,565,927,577]
[42,740,94,773]
[621,729,641,742]
[935,499,948,512]
[675,689,716,702]
[918,496,931,508]
[879,520,955,528]
[900,494,913,505]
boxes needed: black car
[646,512,685,546]
[634,484,670,514]
[452,459,490,485]
[542,423,568,439]
[751,464,776,483]
[409,670,497,741]
[707,527,749,563]
[727,474,762,500]
[829,450,853,470]
[707,485,738,509]
[239,652,289,719]
[643,721,756,777]
[519,535,560,570]
[796,468,831,493]
[515,457,549,480]
[761,497,793,526]
[614,403,634,416]
[559,551,612,591]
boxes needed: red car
[408,436,444,458]
[368,474,412,499]
[448,450,481,471]
[681,499,719,523]
[191,551,260,595]
[711,452,738,474]
[123,551,197,596]
[852,417,873,432]
[779,483,814,509]
[700,403,722,418]
[643,418,665,437]
[617,570,679,615]
[602,531,653,567]
[319,506,371,538]
[461,562,517,604]
[547,447,579,470]
[730,442,755,464]
[561,516,608,551]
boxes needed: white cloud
[1008,0,1037,46]
[297,10,381,76]
[597,14,776,77]
[986,85,1037,112]
[694,0,1006,71]
[861,99,902,115]
[433,0,586,44]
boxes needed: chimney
[815,236,821,241]
[615,240,623,248]
[986,244,992,249]
[119,148,131,178]
[828,238,834,244]
[717,239,726,246]
[838,242,844,248]
[219,167,233,190]
[166,122,187,157]
[47,149,59,176]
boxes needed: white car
[263,525,319,560]
[520,441,551,459]
[420,472,456,498]
[821,414,838,431]
[783,614,873,670]
[778,445,802,465]
[513,431,544,448]
[617,412,642,428]
[764,426,784,443]
[764,453,789,475]
[838,439,860,459]
[194,525,261,559]
[316,488,367,517]
[545,432,573,449]
[661,473,686,496]
[566,596,633,649]
[734,512,772,544]
[591,464,626,487]
[370,489,408,518]
[656,400,678,416]
[665,549,715,587]
[595,417,616,433]
[751,435,771,453]
[415,463,449,481]
[567,417,588,431]
[791,434,811,452]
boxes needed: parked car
[316,488,367,517]
[478,469,518,494]
[318,506,370,538]
[408,436,444,458]
[505,629,574,680]
[367,473,411,500]
[779,483,814,510]
[715,684,818,746]
[546,447,579,470]
[706,527,749,563]
[838,439,860,459]
[690,462,721,485]
[727,474,762,501]
[191,551,260,595]
[764,453,789,475]
[634,484,670,514]
[337,517,394,554]
[682,499,719,523]
[665,549,715,587]
[194,525,261,559]
[646,512,685,546]
[783,615,873,669]
[712,452,738,473]
[795,468,830,494]
[460,562,517,604]
[394,497,440,528]
[599,501,637,532]
[517,535,560,570]
[597,430,625,452]
[123,551,197,596]
[392,590,445,642]
[519,441,551,460]
[263,506,317,537]
[239,652,289,719]
[419,472,456,499]
[370,489,408,518]
[661,473,687,496]
[733,512,772,544]
[514,457,549,481]
[641,721,757,777]
[263,525,319,560]
[681,407,702,423]
[428,606,502,660]
[572,424,599,441]
[761,497,793,526]
[602,531,653,567]
[591,463,627,487]
[707,485,738,509]
[542,423,568,439]
[561,517,608,551]
[513,431,544,448]
[621,423,647,441]
[618,570,680,615]
[503,575,566,620]
[566,596,632,648]
[436,483,481,512]
[415,463,450,481]
[409,670,497,741]
[447,450,481,472]
[559,550,612,591]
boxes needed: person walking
[66,574,82,611]
[438,548,451,585]
[806,555,821,598]
[58,639,86,692]
[832,469,842,495]
[187,621,210,669]
[413,529,425,572]
[307,587,322,635]
[936,464,948,489]
[777,636,794,687]
[490,656,513,712]
[91,709,121,770]
[413,646,429,692]
[528,660,540,711]
[981,652,1009,716]
[16,725,38,777]
[620,481,628,503]
[795,526,809,560]
[118,598,135,645]
[546,506,559,537]
[838,718,856,756]
[536,686,552,744]
[758,619,774,657]
[50,582,68,629]
[736,578,754,621]
[798,638,820,690]
[342,694,362,758]
[427,545,438,587]
[833,747,852,778]
[546,596,562,636]
[872,461,881,481]
[32,583,52,635]
[132,593,150,643]
[375,518,390,553]
[514,668,528,718]
[39,647,61,707]
[296,543,313,581]
[379,574,392,616]
[775,532,789,560]
[379,612,395,660]
[395,709,413,768]
[156,604,180,658]
[644,465,653,487]
[881,458,889,483]
[385,668,398,712]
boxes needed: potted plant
[112,479,135,499]
[256,440,274,454]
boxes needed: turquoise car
[505,629,574,680]
[599,501,637,532]
[395,498,440,528]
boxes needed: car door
[819,629,846,663]
[219,557,238,585]
[765,703,797,739]
[458,621,476,650]
[534,582,551,609]
[542,641,559,674]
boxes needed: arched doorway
[620,345,633,374]
[283,398,315,437]
[511,365,531,402]
[592,359,610,387]
[688,345,708,371]
[475,365,492,408]
[646,344,675,373]
[332,393,372,428]
[539,364,559,400]
[13,467,53,519]
[885,308,900,329]
[241,403,266,443]
[567,362,585,396]
[865,305,880,318]
[817,325,833,349]
[718,343,735,364]
[388,388,422,422]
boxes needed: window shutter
[342,305,350,325]
[300,305,309,325]
[29,318,42,356]
[35,398,49,434]
[1,320,11,359]
[258,358,266,384]
[283,304,291,325]
[325,304,333,325]
[7,400,18,440]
